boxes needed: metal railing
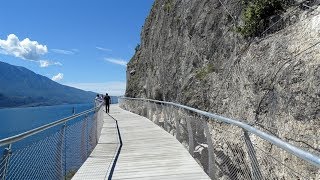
[119,97,320,180]
[0,103,104,180]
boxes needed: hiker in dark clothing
[104,93,111,113]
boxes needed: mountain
[0,61,96,108]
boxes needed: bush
[164,0,173,13]
[237,0,292,37]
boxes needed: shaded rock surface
[125,0,320,178]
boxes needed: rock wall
[120,99,319,179]
[125,0,320,178]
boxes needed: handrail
[119,97,320,168]
[0,103,103,147]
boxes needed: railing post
[96,109,99,145]
[80,115,87,162]
[203,120,216,179]
[152,102,157,122]
[144,101,148,118]
[57,124,65,179]
[186,117,195,156]
[1,144,12,180]
[174,109,181,142]
[154,102,159,125]
[86,114,89,157]
[243,130,263,180]
[63,122,67,180]
[163,104,169,132]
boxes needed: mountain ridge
[0,61,96,108]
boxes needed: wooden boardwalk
[73,104,209,180]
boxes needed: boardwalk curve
[73,104,209,179]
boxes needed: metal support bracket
[243,130,263,180]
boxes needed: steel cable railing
[0,102,104,180]
[119,97,320,180]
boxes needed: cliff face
[126,0,320,157]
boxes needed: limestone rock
[125,0,320,178]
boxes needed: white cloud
[52,73,64,81]
[0,34,48,60]
[39,60,62,67]
[96,46,112,52]
[51,49,74,55]
[104,58,127,66]
[0,34,64,68]
[64,82,126,96]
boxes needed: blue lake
[0,103,100,179]
[0,103,94,139]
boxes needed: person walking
[104,93,111,113]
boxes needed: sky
[0,0,154,96]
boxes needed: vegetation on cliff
[125,0,320,178]
[237,0,294,37]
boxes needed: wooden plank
[73,105,209,179]
[110,105,209,180]
[72,111,119,180]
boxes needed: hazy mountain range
[0,61,97,108]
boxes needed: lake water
[0,103,99,179]
[0,103,94,139]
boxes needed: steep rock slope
[126,0,319,159]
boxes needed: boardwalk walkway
[73,104,209,179]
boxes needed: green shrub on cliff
[164,0,173,13]
[196,64,216,80]
[237,0,292,37]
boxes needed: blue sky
[0,0,154,96]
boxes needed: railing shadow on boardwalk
[119,97,320,180]
[0,104,104,180]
